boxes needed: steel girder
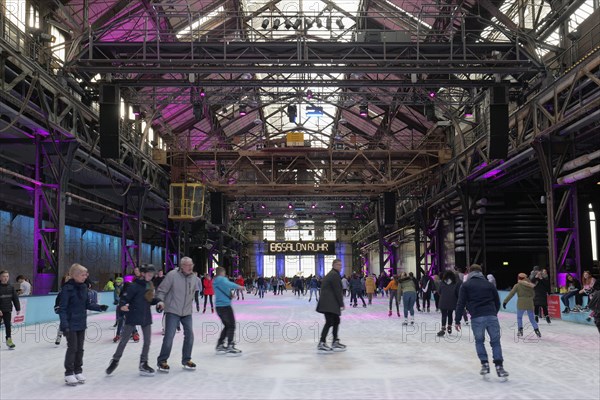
[171,148,441,196]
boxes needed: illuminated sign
[265,241,336,255]
[286,132,304,147]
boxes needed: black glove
[99,304,109,312]
[502,303,507,309]
[113,300,118,305]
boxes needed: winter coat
[531,275,551,306]
[58,279,103,332]
[121,278,159,326]
[214,276,242,307]
[398,277,416,294]
[155,269,196,316]
[503,281,535,311]
[349,277,362,292]
[438,280,461,310]
[384,279,398,291]
[455,272,500,323]
[420,275,434,294]
[316,269,344,315]
[202,277,215,295]
[365,276,376,294]
[0,283,20,313]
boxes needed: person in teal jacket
[213,267,243,356]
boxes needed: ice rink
[1,291,599,400]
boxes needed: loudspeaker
[383,192,396,225]
[210,192,225,225]
[488,104,509,159]
[99,85,121,159]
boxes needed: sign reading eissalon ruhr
[265,241,336,255]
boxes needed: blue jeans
[517,309,538,329]
[561,290,582,308]
[470,315,503,364]
[309,287,319,301]
[157,313,194,365]
[402,292,416,318]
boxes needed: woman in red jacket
[235,275,245,300]
[202,274,214,313]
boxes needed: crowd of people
[1,259,598,386]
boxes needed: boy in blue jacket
[213,266,244,355]
[106,265,160,376]
[58,263,108,386]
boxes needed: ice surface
[1,292,599,399]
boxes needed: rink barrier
[3,292,116,327]
[499,291,593,326]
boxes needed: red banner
[547,295,562,319]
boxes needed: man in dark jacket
[455,264,508,379]
[106,264,160,376]
[316,259,346,352]
[0,270,20,349]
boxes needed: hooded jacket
[155,269,196,316]
[58,279,104,332]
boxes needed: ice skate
[495,365,509,381]
[6,338,15,349]
[106,359,119,375]
[388,310,392,317]
[546,316,551,324]
[402,319,408,326]
[182,360,197,370]
[55,332,62,346]
[332,339,347,352]
[112,335,120,343]
[64,375,78,386]
[437,329,446,337]
[139,361,155,376]
[157,361,170,373]
[74,373,86,383]
[132,332,140,342]
[225,343,242,357]
[517,328,523,337]
[480,362,490,379]
[534,328,541,338]
[535,315,539,323]
[215,343,227,355]
[447,326,452,334]
[410,317,415,325]
[317,341,333,353]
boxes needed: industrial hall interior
[0,0,599,399]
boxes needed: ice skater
[455,264,508,380]
[398,272,417,325]
[0,270,20,350]
[437,270,460,336]
[316,259,346,352]
[155,257,197,372]
[383,275,400,316]
[503,273,541,338]
[530,268,552,324]
[106,264,160,376]
[57,263,109,385]
[213,267,244,355]
[202,273,214,313]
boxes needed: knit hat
[518,273,527,280]
[115,277,123,283]
[139,264,156,274]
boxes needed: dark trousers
[535,304,549,317]
[216,306,236,345]
[64,330,86,376]
[194,290,200,309]
[1,311,12,339]
[320,312,340,343]
[422,292,431,309]
[351,290,366,306]
[441,309,454,327]
[203,295,213,309]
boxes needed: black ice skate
[317,341,333,353]
[55,332,62,346]
[495,365,509,381]
[437,329,446,337]
[332,339,347,352]
[139,361,155,376]
[480,362,490,377]
[106,359,119,375]
[517,328,523,337]
[534,328,541,338]
[546,316,551,324]
[226,343,242,356]
[215,343,227,355]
